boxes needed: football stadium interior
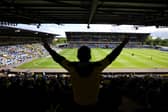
[0,0,168,112]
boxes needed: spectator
[42,38,129,111]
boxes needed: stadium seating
[0,44,46,68]
[66,32,149,48]
[0,74,168,112]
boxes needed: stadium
[0,0,168,112]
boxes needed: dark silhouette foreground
[0,75,168,112]
[42,38,129,111]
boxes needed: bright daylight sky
[16,24,168,39]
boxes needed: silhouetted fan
[76,62,93,77]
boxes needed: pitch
[18,48,168,69]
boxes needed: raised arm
[106,37,129,62]
[43,42,65,63]
[97,38,129,70]
[42,41,71,71]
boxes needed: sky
[15,24,168,39]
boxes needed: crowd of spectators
[0,44,46,67]
[0,74,168,112]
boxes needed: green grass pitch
[18,48,168,69]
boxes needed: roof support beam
[0,0,45,23]
[88,0,99,28]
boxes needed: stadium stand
[0,74,168,112]
[66,32,150,48]
[0,44,46,68]
[0,26,58,45]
